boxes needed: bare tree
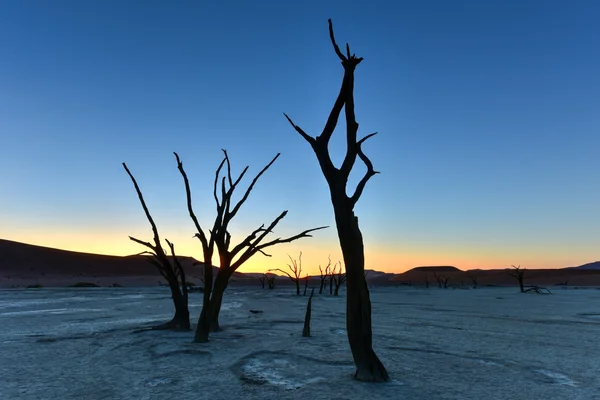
[433,272,443,288]
[270,252,304,295]
[469,275,478,289]
[283,19,389,381]
[303,273,310,296]
[424,275,430,288]
[318,257,331,294]
[508,265,526,293]
[123,163,190,330]
[265,273,276,289]
[332,261,347,296]
[174,152,326,340]
[257,275,266,289]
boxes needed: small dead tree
[318,257,332,294]
[302,288,315,337]
[332,261,347,296]
[271,252,304,295]
[508,265,526,293]
[470,275,478,289]
[284,19,388,381]
[266,273,276,289]
[174,152,326,340]
[433,272,443,288]
[123,163,190,330]
[424,275,430,288]
[257,275,266,289]
[303,273,310,296]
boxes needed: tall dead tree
[174,152,326,340]
[283,19,389,382]
[271,252,304,295]
[123,163,190,330]
[508,265,526,293]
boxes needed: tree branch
[350,132,380,206]
[123,163,163,252]
[225,153,280,225]
[283,113,315,145]
[174,153,210,252]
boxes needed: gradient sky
[1,0,599,275]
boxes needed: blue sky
[1,0,599,274]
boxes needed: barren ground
[0,286,598,400]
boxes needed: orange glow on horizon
[1,231,589,275]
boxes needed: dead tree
[424,275,430,288]
[123,163,190,330]
[332,261,347,296]
[508,265,526,293]
[442,276,449,289]
[283,19,389,381]
[302,288,315,337]
[257,275,266,289]
[433,272,443,288]
[266,273,276,289]
[303,273,310,296]
[524,285,552,294]
[318,257,332,294]
[174,152,326,340]
[271,252,304,295]
[470,275,478,289]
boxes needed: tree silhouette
[270,252,304,295]
[174,151,326,340]
[318,257,332,294]
[283,19,389,382]
[508,265,526,293]
[123,163,190,330]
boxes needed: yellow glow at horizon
[2,230,585,275]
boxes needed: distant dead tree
[265,273,276,289]
[173,152,326,341]
[318,257,332,294]
[257,275,266,289]
[469,275,478,289]
[433,272,449,288]
[424,275,430,288]
[302,288,315,337]
[270,252,304,295]
[303,273,310,296]
[332,261,347,296]
[508,265,526,293]
[524,285,552,294]
[283,19,388,381]
[123,164,190,330]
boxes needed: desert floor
[0,286,598,400]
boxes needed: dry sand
[0,285,599,399]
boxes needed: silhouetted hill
[406,266,461,273]
[0,239,211,287]
[565,261,600,270]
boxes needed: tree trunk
[332,193,388,382]
[208,269,232,331]
[167,281,190,330]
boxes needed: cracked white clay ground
[0,286,599,400]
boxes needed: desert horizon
[2,238,599,289]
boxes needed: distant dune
[565,261,600,270]
[1,238,600,287]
